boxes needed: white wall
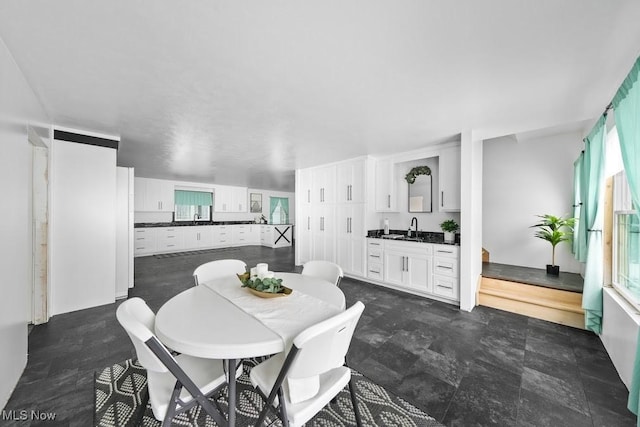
[50,140,117,315]
[116,167,133,298]
[376,156,461,233]
[482,131,583,273]
[460,131,483,312]
[601,288,639,389]
[0,39,50,408]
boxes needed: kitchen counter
[135,221,294,228]
[367,229,459,245]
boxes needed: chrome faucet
[193,213,200,224]
[411,217,418,236]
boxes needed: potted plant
[531,214,575,275]
[440,219,459,243]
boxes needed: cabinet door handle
[370,254,380,259]
[438,265,453,270]
[349,217,352,233]
[307,216,310,230]
[387,194,391,208]
[441,191,444,207]
[307,189,310,203]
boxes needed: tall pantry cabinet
[295,158,368,277]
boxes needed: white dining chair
[250,301,365,427]
[116,297,238,426]
[193,259,247,286]
[301,260,344,287]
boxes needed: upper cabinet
[337,159,365,203]
[134,177,175,212]
[375,159,397,212]
[438,146,461,212]
[215,185,247,213]
[312,165,336,204]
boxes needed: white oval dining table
[154,272,345,426]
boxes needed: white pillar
[459,130,483,312]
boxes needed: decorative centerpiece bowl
[237,271,292,298]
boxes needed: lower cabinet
[211,225,230,247]
[383,241,432,293]
[157,227,185,252]
[134,228,157,256]
[183,226,213,250]
[134,223,290,256]
[367,238,459,303]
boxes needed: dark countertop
[134,221,294,228]
[367,229,459,245]
[482,262,584,293]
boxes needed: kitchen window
[269,197,289,225]
[174,190,213,222]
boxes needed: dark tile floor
[4,245,635,426]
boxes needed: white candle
[265,271,275,279]
[256,263,268,275]
[250,267,257,277]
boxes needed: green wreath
[405,166,432,184]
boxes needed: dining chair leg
[162,381,181,427]
[227,358,237,426]
[348,377,363,427]
[277,387,290,427]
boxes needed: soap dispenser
[383,218,389,235]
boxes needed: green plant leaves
[240,275,285,293]
[405,166,432,184]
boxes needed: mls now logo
[2,410,56,421]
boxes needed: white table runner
[206,275,343,403]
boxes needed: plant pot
[546,265,559,276]
[444,231,455,243]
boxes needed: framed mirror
[408,174,432,213]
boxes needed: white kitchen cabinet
[212,225,231,247]
[247,224,260,244]
[134,228,157,256]
[183,226,213,250]
[297,168,313,208]
[312,165,336,204]
[367,239,384,280]
[215,186,247,212]
[383,240,432,293]
[156,227,184,252]
[336,159,365,203]
[134,177,175,212]
[439,146,461,212]
[231,224,259,246]
[375,158,397,212]
[312,204,335,262]
[296,204,313,265]
[336,204,365,276]
[432,244,459,300]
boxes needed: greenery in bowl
[237,272,291,294]
[530,214,575,266]
[440,219,459,233]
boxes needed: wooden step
[478,277,585,329]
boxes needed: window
[174,190,213,222]
[613,170,640,305]
[269,197,289,225]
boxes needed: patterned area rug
[95,358,443,427]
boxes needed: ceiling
[2,1,640,192]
